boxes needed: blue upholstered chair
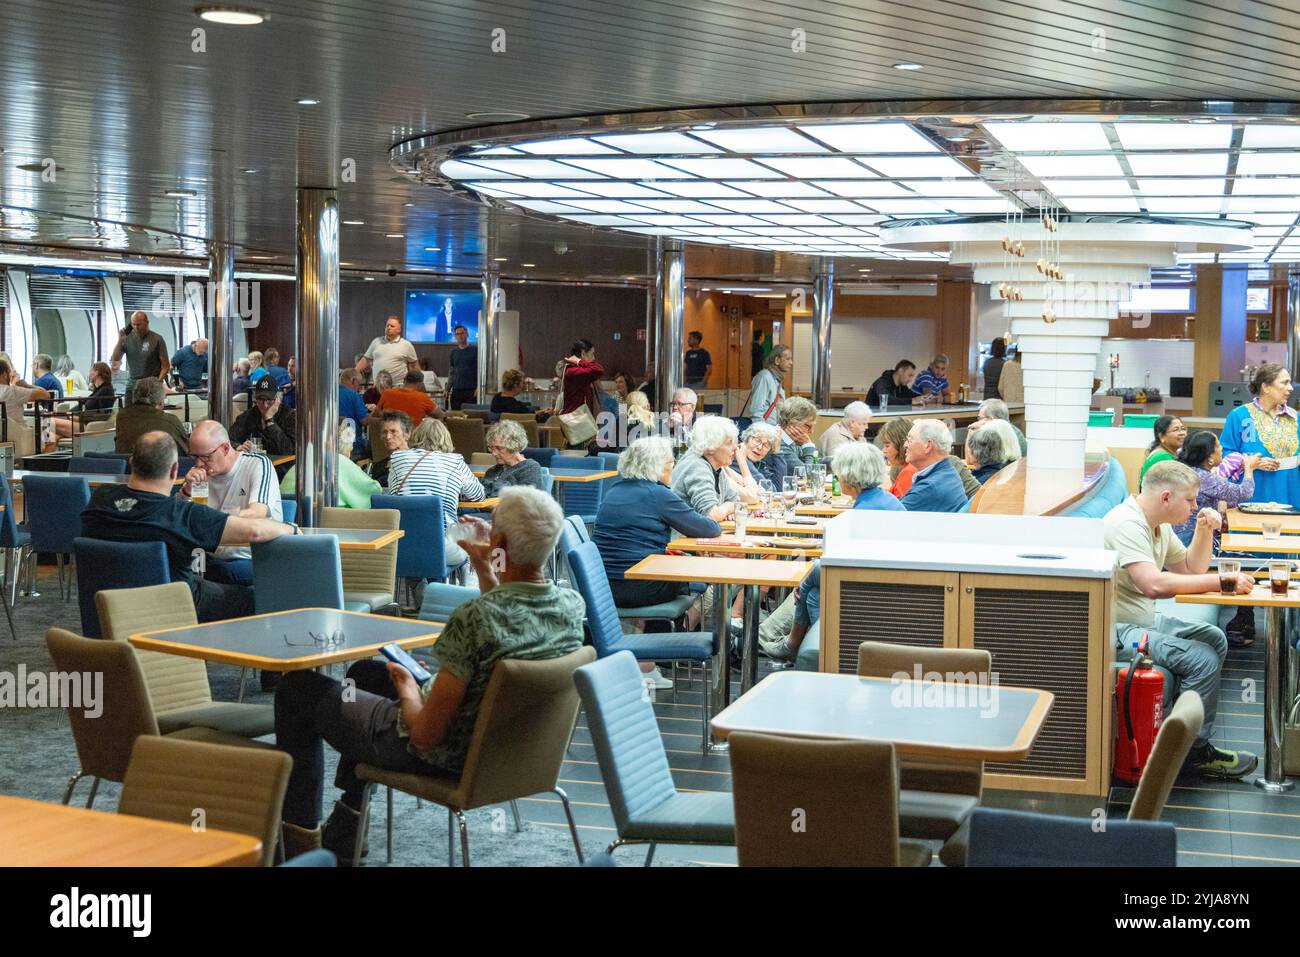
[966,808,1177,867]
[251,534,355,614]
[84,451,131,473]
[522,447,557,469]
[279,848,337,867]
[73,538,170,639]
[551,455,606,525]
[558,514,590,557]
[573,652,735,864]
[371,494,458,603]
[281,499,298,524]
[566,541,716,751]
[538,467,554,497]
[24,474,91,601]
[0,474,32,607]
[69,456,126,476]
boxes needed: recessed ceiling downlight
[196,6,267,25]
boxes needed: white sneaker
[645,666,674,690]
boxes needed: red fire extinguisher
[1113,633,1164,785]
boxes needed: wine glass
[758,479,775,519]
[781,476,798,516]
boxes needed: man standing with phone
[111,311,170,391]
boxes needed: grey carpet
[0,565,695,867]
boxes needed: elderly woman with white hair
[817,401,872,458]
[726,421,786,495]
[481,419,545,496]
[274,485,587,863]
[594,436,721,610]
[670,415,741,521]
[760,442,903,662]
[279,418,381,509]
[973,397,1028,456]
[776,395,819,475]
[964,421,1013,486]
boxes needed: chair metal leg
[457,809,470,867]
[0,566,15,640]
[701,660,714,754]
[62,770,85,805]
[85,777,101,809]
[354,782,375,868]
[644,842,657,867]
[237,668,247,703]
[386,787,394,865]
[510,799,522,833]
[554,787,585,864]
[447,808,455,867]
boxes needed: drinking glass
[1218,559,1240,596]
[734,502,749,542]
[1263,519,1284,543]
[794,466,809,494]
[1270,561,1293,596]
[249,436,263,454]
[781,476,798,515]
[190,480,209,506]
[758,480,774,518]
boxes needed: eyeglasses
[284,631,347,649]
[487,444,511,453]
[190,442,227,462]
[671,400,692,408]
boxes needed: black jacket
[867,370,915,407]
[230,405,296,455]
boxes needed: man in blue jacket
[899,420,968,513]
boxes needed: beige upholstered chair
[445,416,486,457]
[728,732,931,867]
[95,583,273,737]
[44,628,268,809]
[319,506,400,614]
[368,419,391,471]
[119,736,292,867]
[469,452,495,467]
[354,646,596,866]
[857,641,988,843]
[1129,690,1204,822]
[499,412,539,447]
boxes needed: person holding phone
[273,486,585,864]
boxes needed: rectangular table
[624,553,813,745]
[1222,532,1300,553]
[795,498,853,517]
[720,516,826,536]
[711,672,1054,761]
[298,527,404,551]
[0,795,262,866]
[11,469,182,487]
[1226,508,1300,535]
[669,536,823,559]
[130,607,442,672]
[459,498,499,510]
[1177,585,1299,793]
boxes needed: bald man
[111,311,170,389]
[171,337,209,389]
[181,420,283,585]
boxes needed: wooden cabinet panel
[820,568,958,676]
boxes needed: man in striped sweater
[181,419,283,585]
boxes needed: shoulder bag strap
[390,449,435,495]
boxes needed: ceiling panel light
[196,6,268,25]
[829,214,888,225]
[1127,153,1229,177]
[511,200,584,213]
[627,215,700,226]
[385,233,404,238]
[900,179,999,197]
[513,137,620,155]
[812,180,910,198]
[622,226,697,235]
[1056,196,1141,212]
[342,219,364,225]
[563,199,656,213]
[1231,177,1300,194]
[797,122,939,154]
[1134,178,1225,196]
[636,199,719,213]
[723,180,829,197]
[692,215,772,226]
[473,158,604,178]
[438,159,516,179]
[692,126,827,153]
[475,181,593,198]
[1236,153,1300,176]
[556,181,666,198]
[982,122,1110,152]
[758,214,835,226]
[867,198,949,213]
[781,199,868,213]
[639,180,750,198]
[1237,212,1299,225]
[423,246,442,251]
[591,132,720,154]
[757,157,876,178]
[470,146,522,155]
[659,158,782,178]
[1224,196,1300,211]
[1020,155,1126,177]
[562,158,697,179]
[859,156,973,178]
[1242,126,1300,148]
[1041,178,1134,196]
[1115,123,1233,150]
[463,183,523,197]
[706,199,791,213]
[558,214,640,226]
[943,199,1021,213]
[1143,197,1222,213]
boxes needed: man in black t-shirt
[80,431,295,622]
[683,331,712,389]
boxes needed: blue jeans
[205,556,253,586]
[1116,613,1226,746]
[793,561,822,628]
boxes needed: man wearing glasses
[181,420,283,586]
[231,376,296,459]
[668,386,698,443]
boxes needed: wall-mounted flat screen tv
[405,289,480,343]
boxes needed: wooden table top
[1226,508,1300,534]
[299,527,404,551]
[1221,533,1300,554]
[1176,583,1300,608]
[470,466,615,483]
[130,607,442,671]
[271,455,295,466]
[624,553,813,588]
[669,536,823,558]
[459,498,499,510]
[720,516,826,536]
[0,796,262,867]
[711,672,1054,761]
[11,469,183,487]
[794,498,853,517]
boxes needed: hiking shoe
[1187,744,1258,780]
[321,800,369,866]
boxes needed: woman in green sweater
[280,419,382,508]
[1139,415,1187,487]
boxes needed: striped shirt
[911,367,949,398]
[386,449,485,531]
[208,451,281,560]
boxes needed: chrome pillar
[478,267,501,402]
[655,239,684,411]
[811,259,834,410]
[645,238,662,375]
[294,188,340,526]
[1288,272,1300,410]
[207,241,235,427]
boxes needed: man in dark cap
[231,376,296,457]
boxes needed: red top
[561,359,605,415]
[890,463,918,499]
[377,387,439,426]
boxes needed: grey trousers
[1116,613,1228,746]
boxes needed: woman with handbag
[747,345,792,425]
[556,339,605,452]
